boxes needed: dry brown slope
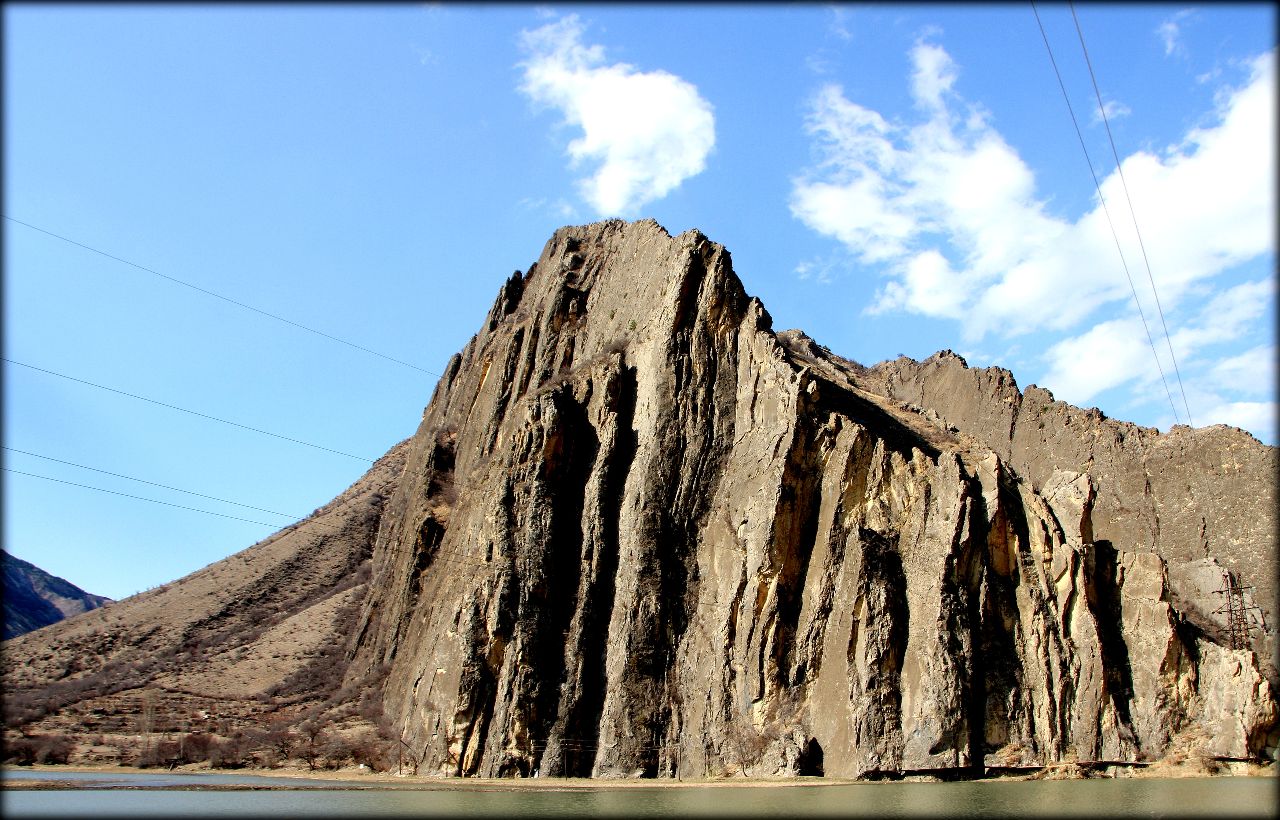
[3,440,408,728]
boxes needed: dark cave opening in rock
[797,737,824,777]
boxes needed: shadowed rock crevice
[551,366,638,777]
[1085,540,1138,745]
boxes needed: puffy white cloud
[1209,344,1277,397]
[1041,316,1160,406]
[1168,278,1275,354]
[791,41,1274,440]
[910,41,958,112]
[518,15,715,216]
[1200,400,1277,437]
[791,43,1275,340]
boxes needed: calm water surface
[2,770,1276,817]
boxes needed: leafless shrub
[137,738,180,769]
[3,734,75,765]
[179,732,212,764]
[350,729,393,772]
[209,735,248,769]
[262,723,295,761]
[34,734,76,765]
[5,739,38,765]
[322,735,353,770]
[357,688,384,724]
[721,719,773,777]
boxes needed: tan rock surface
[342,220,1277,778]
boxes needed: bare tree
[299,720,326,771]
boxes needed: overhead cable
[1068,2,1194,426]
[1030,1,1184,425]
[3,467,282,528]
[3,446,305,519]
[3,214,441,379]
[3,357,375,462]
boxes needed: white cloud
[791,42,1274,439]
[518,196,578,221]
[1157,9,1197,58]
[518,15,715,216]
[1200,400,1277,437]
[1041,316,1159,406]
[910,41,958,112]
[791,44,1275,341]
[827,6,853,42]
[1091,99,1132,125]
[1209,344,1277,397]
[410,44,438,67]
[1168,278,1275,355]
[1039,277,1275,430]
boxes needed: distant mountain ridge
[3,552,112,639]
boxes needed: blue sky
[4,3,1275,600]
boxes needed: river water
[2,769,1276,817]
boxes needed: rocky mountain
[342,219,1276,778]
[3,219,1275,779]
[3,552,112,639]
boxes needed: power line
[3,446,304,520]
[1068,2,1194,427]
[1030,1,1184,425]
[3,214,441,379]
[3,467,282,528]
[3,357,375,463]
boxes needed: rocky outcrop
[871,351,1278,686]
[345,219,1278,778]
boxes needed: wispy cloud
[518,196,578,221]
[1091,98,1131,125]
[827,6,853,42]
[1041,278,1274,407]
[790,41,1275,437]
[794,256,842,285]
[1157,9,1197,58]
[518,15,716,217]
[410,44,438,67]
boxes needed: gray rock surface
[345,219,1278,778]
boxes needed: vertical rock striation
[348,219,1277,778]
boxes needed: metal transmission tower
[1212,570,1264,651]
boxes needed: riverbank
[4,758,1274,791]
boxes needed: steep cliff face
[347,219,1277,778]
[871,351,1278,686]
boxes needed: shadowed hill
[3,552,112,639]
